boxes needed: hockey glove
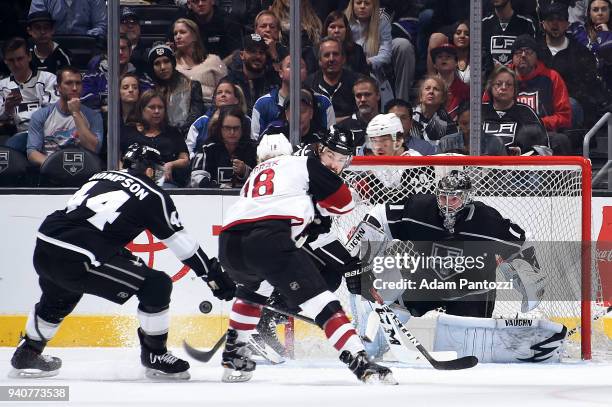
[297,215,333,245]
[202,258,236,301]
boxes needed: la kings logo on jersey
[0,151,8,174]
[482,121,517,144]
[490,36,515,65]
[430,243,464,280]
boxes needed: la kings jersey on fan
[222,155,354,239]
[370,194,525,304]
[37,170,210,275]
[482,12,535,70]
[0,69,58,132]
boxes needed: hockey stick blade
[183,333,226,363]
[377,303,478,370]
[567,305,612,337]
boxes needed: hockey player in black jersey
[352,169,567,362]
[9,143,235,380]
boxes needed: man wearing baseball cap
[511,34,572,154]
[430,43,469,120]
[227,34,279,113]
[120,7,148,74]
[537,2,612,128]
[26,11,72,74]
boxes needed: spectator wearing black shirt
[342,75,382,150]
[538,2,611,128]
[172,0,243,60]
[121,90,190,188]
[305,37,359,123]
[321,11,369,75]
[120,7,149,75]
[26,12,72,75]
[227,34,279,113]
[190,104,256,188]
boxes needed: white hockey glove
[498,258,546,312]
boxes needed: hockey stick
[371,300,478,370]
[183,333,226,363]
[566,305,612,337]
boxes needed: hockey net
[289,156,610,360]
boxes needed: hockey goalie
[348,169,568,363]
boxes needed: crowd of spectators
[1,0,612,187]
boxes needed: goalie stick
[369,300,479,370]
[566,305,612,337]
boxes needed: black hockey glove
[345,264,376,301]
[304,215,333,244]
[202,258,236,301]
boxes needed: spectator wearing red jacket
[510,34,572,133]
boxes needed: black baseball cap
[243,33,267,52]
[283,89,314,109]
[540,2,569,21]
[121,7,139,23]
[27,11,54,26]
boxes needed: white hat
[257,133,294,162]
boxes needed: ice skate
[221,329,256,382]
[340,350,397,385]
[9,337,61,378]
[256,308,288,357]
[138,329,190,380]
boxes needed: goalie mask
[122,143,166,185]
[436,170,473,233]
[319,125,354,174]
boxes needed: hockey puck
[199,300,213,314]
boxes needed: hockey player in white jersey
[9,144,235,380]
[218,131,396,384]
[351,169,567,363]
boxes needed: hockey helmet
[122,143,165,184]
[366,113,404,141]
[436,170,473,231]
[257,133,294,162]
[319,125,354,173]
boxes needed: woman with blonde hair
[345,0,415,103]
[269,0,323,50]
[173,18,227,106]
[411,75,459,151]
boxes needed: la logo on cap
[251,34,262,41]
[156,48,165,55]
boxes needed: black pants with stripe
[32,239,171,325]
[219,220,329,309]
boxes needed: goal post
[285,155,601,360]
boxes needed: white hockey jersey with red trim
[222,155,354,238]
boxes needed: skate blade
[362,372,398,385]
[145,368,190,380]
[8,368,59,379]
[221,368,253,383]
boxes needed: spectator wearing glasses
[120,7,148,74]
[190,104,256,188]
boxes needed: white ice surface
[1,347,612,407]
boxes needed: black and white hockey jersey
[370,194,526,300]
[37,169,211,276]
[482,12,535,71]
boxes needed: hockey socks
[229,299,263,341]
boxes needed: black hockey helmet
[436,170,473,231]
[122,143,165,183]
[320,124,354,156]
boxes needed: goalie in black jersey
[351,169,567,363]
[9,144,235,380]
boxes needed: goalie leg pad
[433,314,567,363]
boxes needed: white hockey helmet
[257,133,294,162]
[366,113,404,141]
